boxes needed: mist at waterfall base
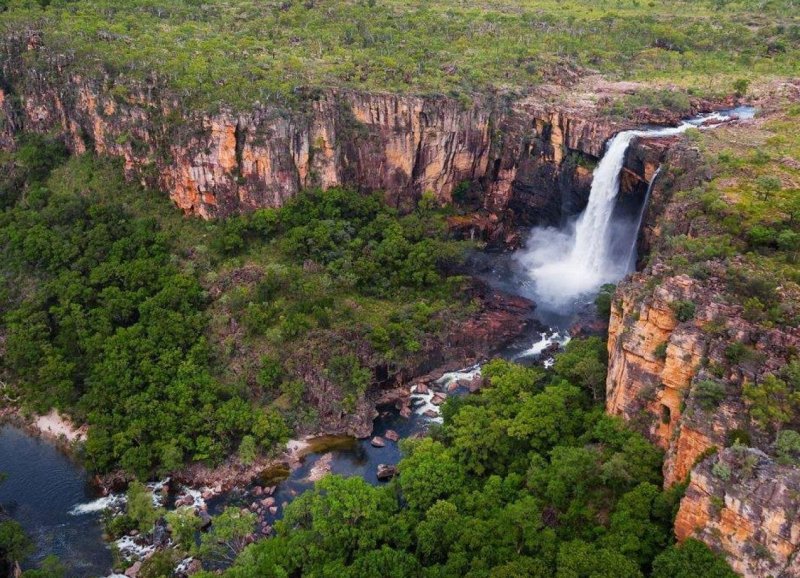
[516,111,741,316]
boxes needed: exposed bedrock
[1,31,693,222]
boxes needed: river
[0,106,754,576]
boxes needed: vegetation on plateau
[0,134,472,478]
[0,0,798,109]
[645,101,800,450]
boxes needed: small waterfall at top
[516,110,745,312]
[626,165,662,271]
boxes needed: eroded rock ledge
[0,30,713,223]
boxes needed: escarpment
[1,31,681,222]
[606,112,800,576]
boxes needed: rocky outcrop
[1,30,678,222]
[605,110,800,575]
[675,448,800,578]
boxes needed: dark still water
[0,425,112,577]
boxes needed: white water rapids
[516,111,741,311]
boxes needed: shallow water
[0,425,112,576]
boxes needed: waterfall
[516,111,741,311]
[626,165,662,271]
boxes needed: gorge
[1,2,799,577]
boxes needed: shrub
[694,379,727,411]
[595,284,615,319]
[711,461,732,481]
[671,300,696,322]
[733,78,749,97]
[775,430,800,465]
[654,342,668,360]
[726,428,751,447]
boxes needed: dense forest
[106,352,738,577]
[0,134,472,478]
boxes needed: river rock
[384,429,399,442]
[185,559,203,575]
[199,510,212,529]
[266,486,276,496]
[252,485,262,496]
[261,497,276,507]
[376,464,398,480]
[468,376,483,392]
[269,506,278,515]
[400,406,412,418]
[371,436,386,448]
[424,409,439,418]
[175,495,193,507]
[125,561,142,577]
[431,393,447,405]
[415,383,429,395]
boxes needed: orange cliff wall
[0,31,668,221]
[606,263,800,576]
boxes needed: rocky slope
[1,30,695,224]
[606,99,800,576]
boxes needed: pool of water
[0,425,112,577]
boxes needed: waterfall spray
[516,111,742,311]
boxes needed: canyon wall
[0,30,666,223]
[606,139,800,576]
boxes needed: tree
[238,435,258,466]
[554,338,608,401]
[651,539,738,578]
[126,482,163,534]
[743,374,800,431]
[198,507,256,566]
[165,507,202,552]
[754,175,781,201]
[0,520,33,575]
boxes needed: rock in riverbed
[376,464,398,480]
[371,436,385,448]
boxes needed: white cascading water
[517,111,739,311]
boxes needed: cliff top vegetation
[1,0,799,110]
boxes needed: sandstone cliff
[606,106,800,576]
[1,30,684,223]
[675,448,800,577]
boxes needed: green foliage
[19,556,66,578]
[197,507,256,566]
[711,461,732,481]
[595,284,616,319]
[651,539,738,578]
[743,373,800,431]
[775,430,800,465]
[654,342,668,361]
[238,435,258,466]
[0,143,469,475]
[126,481,164,534]
[553,337,608,401]
[0,519,33,572]
[694,379,727,411]
[165,507,202,551]
[733,78,750,97]
[4,0,797,110]
[138,549,182,578]
[210,357,734,577]
[671,300,696,322]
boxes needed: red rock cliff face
[606,136,800,576]
[0,31,665,220]
[675,448,800,577]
